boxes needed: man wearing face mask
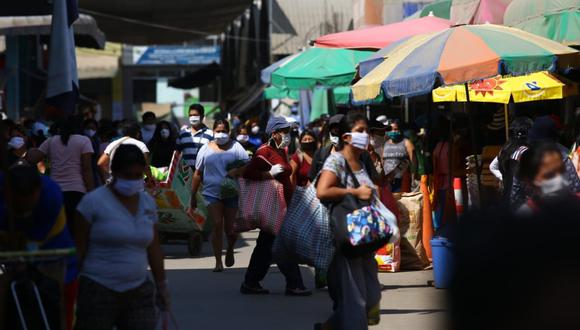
[176,104,214,170]
[83,119,102,187]
[0,161,78,329]
[6,127,29,166]
[383,120,415,192]
[140,112,157,144]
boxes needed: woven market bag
[235,177,287,235]
[275,185,334,271]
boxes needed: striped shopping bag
[235,177,287,235]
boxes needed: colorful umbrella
[269,48,374,90]
[313,16,451,50]
[451,0,512,25]
[351,24,580,102]
[504,0,580,46]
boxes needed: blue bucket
[431,237,455,289]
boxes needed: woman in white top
[75,144,168,329]
[191,119,249,272]
[27,118,94,235]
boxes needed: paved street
[163,231,447,330]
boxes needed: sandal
[240,283,270,295]
[213,264,224,272]
[225,248,235,268]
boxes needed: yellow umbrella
[432,71,577,138]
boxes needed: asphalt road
[163,230,447,330]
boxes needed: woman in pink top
[28,118,95,235]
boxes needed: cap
[266,116,291,134]
[528,116,558,143]
[328,114,345,128]
[376,115,389,125]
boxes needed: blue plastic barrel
[431,237,455,289]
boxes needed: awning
[4,0,253,44]
[167,63,222,89]
[0,14,105,49]
[76,43,121,79]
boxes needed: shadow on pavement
[381,309,446,315]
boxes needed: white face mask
[113,178,144,197]
[329,134,339,146]
[8,136,25,150]
[537,174,567,195]
[276,133,291,149]
[345,132,369,150]
[84,129,96,138]
[144,124,156,131]
[214,132,230,145]
[189,116,201,126]
[236,134,249,143]
[160,129,170,139]
[251,126,260,135]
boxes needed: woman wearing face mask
[290,130,318,187]
[241,116,311,296]
[235,125,255,157]
[191,120,249,272]
[518,143,574,214]
[316,111,381,330]
[148,121,176,168]
[383,120,415,192]
[74,144,168,329]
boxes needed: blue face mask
[387,131,402,141]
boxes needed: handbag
[273,183,335,271]
[330,161,395,257]
[235,177,287,235]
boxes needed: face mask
[301,141,316,152]
[236,134,249,143]
[345,132,369,150]
[8,136,25,150]
[214,132,230,145]
[387,131,403,142]
[113,178,144,197]
[329,134,339,146]
[160,129,171,139]
[189,116,201,126]
[537,174,567,195]
[251,126,260,135]
[144,124,156,131]
[84,129,96,138]
[276,133,291,149]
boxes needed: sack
[235,177,287,235]
[220,176,240,199]
[273,185,334,271]
[395,192,430,270]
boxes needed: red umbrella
[313,16,451,50]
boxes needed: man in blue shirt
[176,103,214,169]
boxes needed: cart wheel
[187,232,203,256]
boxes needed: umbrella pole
[504,103,509,141]
[465,83,482,207]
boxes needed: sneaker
[285,287,313,296]
[240,283,269,295]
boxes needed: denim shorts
[203,195,239,209]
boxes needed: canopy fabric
[351,24,580,102]
[313,16,451,50]
[504,0,580,46]
[418,0,452,20]
[270,48,374,90]
[264,86,353,104]
[432,71,576,104]
[260,53,301,84]
[451,0,512,25]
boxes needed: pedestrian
[236,125,255,157]
[248,121,264,149]
[175,104,213,170]
[74,144,169,330]
[83,118,102,187]
[316,111,381,330]
[97,122,154,184]
[0,161,79,330]
[240,116,311,296]
[517,142,578,214]
[26,118,95,235]
[383,120,415,192]
[290,129,318,187]
[141,111,157,144]
[489,117,533,202]
[6,125,28,166]
[148,121,176,168]
[191,119,249,272]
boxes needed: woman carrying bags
[290,129,318,187]
[240,116,311,296]
[316,111,383,330]
[191,120,249,272]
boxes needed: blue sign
[132,45,221,66]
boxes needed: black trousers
[63,191,85,237]
[244,231,305,289]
